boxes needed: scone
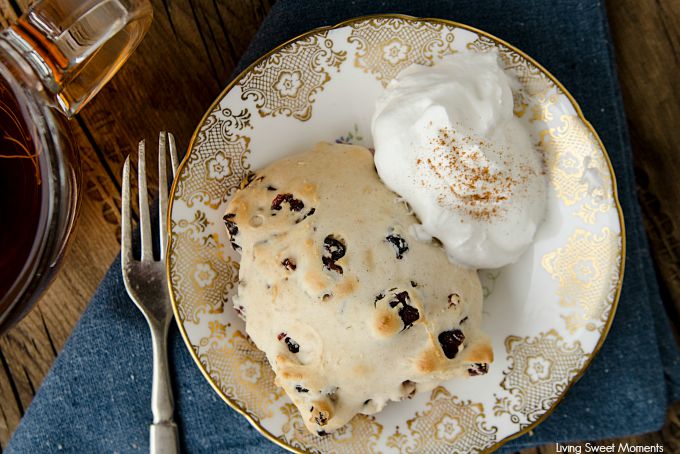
[224,142,493,435]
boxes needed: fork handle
[150,422,179,454]
[150,323,179,454]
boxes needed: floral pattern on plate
[168,15,624,453]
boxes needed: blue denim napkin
[7,1,680,453]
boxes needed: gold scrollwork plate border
[166,14,626,454]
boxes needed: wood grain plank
[607,0,680,323]
[662,402,680,452]
[0,1,17,28]
[70,0,276,214]
[0,348,23,446]
[13,0,30,11]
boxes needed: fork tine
[168,132,179,177]
[137,140,153,261]
[158,132,169,257]
[121,156,133,267]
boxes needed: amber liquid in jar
[0,73,44,310]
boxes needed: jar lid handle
[1,0,152,117]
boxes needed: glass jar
[0,0,153,334]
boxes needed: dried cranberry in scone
[223,213,240,251]
[323,235,346,261]
[322,234,346,275]
[385,231,409,259]
[438,329,465,359]
[372,289,421,337]
[271,193,305,212]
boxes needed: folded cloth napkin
[8,0,680,452]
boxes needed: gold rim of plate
[166,13,626,453]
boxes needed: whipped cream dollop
[372,52,547,269]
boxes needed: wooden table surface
[0,0,679,451]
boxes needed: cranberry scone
[224,142,493,435]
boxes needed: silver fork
[121,132,180,454]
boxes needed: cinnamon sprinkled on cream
[415,126,532,221]
[372,52,547,268]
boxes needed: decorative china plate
[167,15,624,453]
